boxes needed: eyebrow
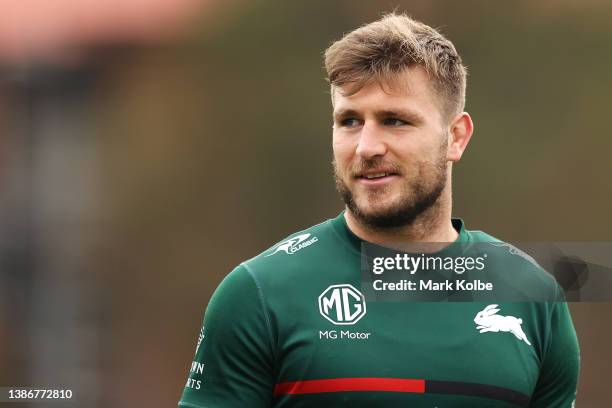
[333,108,425,124]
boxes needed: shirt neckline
[329,210,470,257]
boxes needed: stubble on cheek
[332,158,353,205]
[333,157,407,214]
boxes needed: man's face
[332,66,451,229]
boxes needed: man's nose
[355,122,387,159]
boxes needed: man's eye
[340,118,361,127]
[383,118,407,126]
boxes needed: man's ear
[447,112,474,162]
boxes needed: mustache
[346,158,402,176]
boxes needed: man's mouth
[355,170,400,184]
[361,172,395,180]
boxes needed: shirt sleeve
[529,301,580,407]
[178,264,276,408]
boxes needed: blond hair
[324,13,467,119]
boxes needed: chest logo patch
[474,304,531,346]
[319,284,366,325]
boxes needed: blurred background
[0,0,610,406]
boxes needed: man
[178,13,579,407]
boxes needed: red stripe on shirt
[274,377,426,396]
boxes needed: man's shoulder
[466,228,561,300]
[467,228,540,269]
[237,215,347,280]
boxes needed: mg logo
[318,284,366,325]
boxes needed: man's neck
[343,200,458,252]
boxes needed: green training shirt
[178,212,580,407]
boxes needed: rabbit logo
[474,304,531,346]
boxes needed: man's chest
[270,285,542,408]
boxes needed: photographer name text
[373,279,493,291]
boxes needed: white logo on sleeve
[195,326,205,354]
[474,304,531,346]
[266,233,319,256]
[318,284,366,325]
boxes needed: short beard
[333,154,448,231]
